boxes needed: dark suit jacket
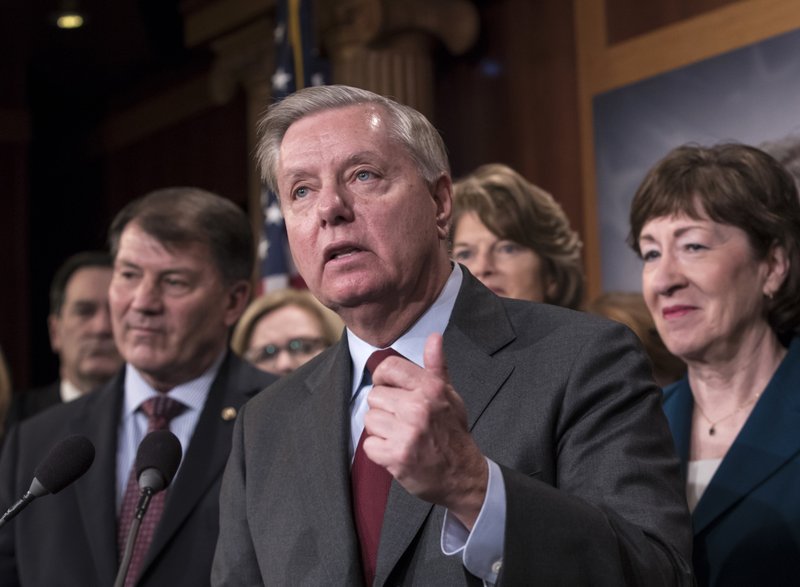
[213,270,693,586]
[4,381,62,430]
[0,352,275,587]
[663,336,800,587]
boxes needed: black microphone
[135,429,183,493]
[114,430,182,587]
[0,435,95,529]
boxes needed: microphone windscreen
[32,435,96,495]
[134,430,183,489]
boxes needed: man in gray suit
[212,86,693,586]
[0,188,276,586]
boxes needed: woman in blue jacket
[629,143,800,586]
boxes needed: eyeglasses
[245,337,326,364]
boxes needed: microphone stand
[0,491,36,530]
[113,487,155,587]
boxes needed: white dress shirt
[346,264,506,584]
[115,352,225,509]
[60,378,84,403]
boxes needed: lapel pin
[221,407,237,421]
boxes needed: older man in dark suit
[212,85,694,586]
[0,188,276,587]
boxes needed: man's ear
[48,314,62,353]
[224,280,252,327]
[432,174,453,241]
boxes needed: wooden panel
[436,0,583,251]
[605,0,739,44]
[105,91,249,214]
[0,144,30,389]
[0,108,31,144]
[183,0,272,47]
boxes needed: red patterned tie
[352,348,401,586]
[117,395,186,587]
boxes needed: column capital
[319,0,478,56]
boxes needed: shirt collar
[123,350,226,416]
[60,378,84,403]
[346,263,462,397]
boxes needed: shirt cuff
[441,458,506,584]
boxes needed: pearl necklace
[694,393,761,436]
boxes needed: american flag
[257,0,329,293]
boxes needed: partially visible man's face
[109,223,249,391]
[275,104,451,313]
[49,266,122,392]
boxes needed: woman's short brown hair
[230,289,344,356]
[451,164,584,309]
[628,143,800,336]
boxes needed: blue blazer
[663,337,800,587]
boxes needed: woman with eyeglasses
[450,163,584,308]
[231,289,343,376]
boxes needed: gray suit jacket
[213,271,693,586]
[0,352,275,587]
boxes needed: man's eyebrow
[115,258,140,269]
[342,151,383,166]
[114,259,196,275]
[281,151,385,179]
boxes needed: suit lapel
[71,373,125,586]
[693,338,800,534]
[375,270,516,585]
[142,354,268,570]
[292,342,363,581]
[662,380,693,472]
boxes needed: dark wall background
[0,0,738,389]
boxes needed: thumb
[423,332,450,382]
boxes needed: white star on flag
[272,68,292,92]
[274,23,285,44]
[265,201,283,224]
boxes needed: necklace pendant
[709,425,716,436]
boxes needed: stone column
[319,0,479,117]
[203,15,276,253]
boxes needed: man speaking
[212,86,693,586]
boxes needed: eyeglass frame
[244,337,327,364]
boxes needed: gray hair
[255,85,450,195]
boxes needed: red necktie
[117,395,185,587]
[352,348,401,586]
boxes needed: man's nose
[317,183,355,227]
[130,278,163,313]
[88,305,113,334]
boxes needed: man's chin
[122,349,167,372]
[316,280,389,310]
[80,355,122,374]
